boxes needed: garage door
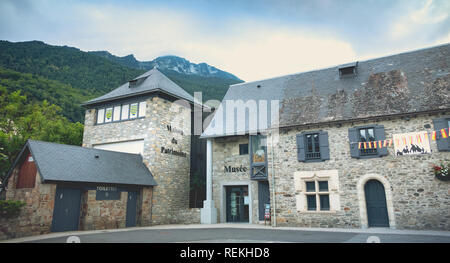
[93,139,144,155]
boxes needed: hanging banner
[393,131,431,156]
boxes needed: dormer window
[129,76,148,88]
[338,62,358,78]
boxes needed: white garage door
[93,139,144,155]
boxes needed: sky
[0,0,449,81]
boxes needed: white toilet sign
[393,131,431,156]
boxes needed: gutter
[81,89,201,108]
[270,131,276,227]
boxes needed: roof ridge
[27,139,142,157]
[230,42,450,88]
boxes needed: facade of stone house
[201,43,450,230]
[1,140,155,240]
[81,68,203,225]
[1,68,205,240]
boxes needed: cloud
[390,0,449,41]
[63,3,357,81]
[0,0,448,82]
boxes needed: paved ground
[4,224,450,243]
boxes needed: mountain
[0,41,144,97]
[0,40,243,122]
[89,51,242,81]
[0,67,89,122]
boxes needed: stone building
[1,140,155,239]
[1,68,204,239]
[201,43,450,230]
[81,68,202,225]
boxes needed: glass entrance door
[226,186,249,223]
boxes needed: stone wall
[83,96,193,225]
[79,190,128,230]
[212,136,259,224]
[272,113,450,230]
[79,187,153,230]
[174,208,201,224]
[211,113,450,230]
[1,169,56,240]
[1,167,154,240]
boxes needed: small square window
[105,107,113,123]
[113,106,121,121]
[97,108,105,124]
[138,101,146,118]
[307,195,316,211]
[304,133,321,160]
[359,127,377,156]
[239,144,249,155]
[306,182,316,192]
[318,181,328,192]
[130,103,138,119]
[121,104,129,120]
[319,195,330,211]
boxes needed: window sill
[303,159,325,163]
[95,116,145,126]
[298,210,337,214]
[354,155,383,159]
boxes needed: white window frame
[294,170,340,213]
[95,100,147,125]
[305,180,330,211]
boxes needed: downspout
[270,131,276,227]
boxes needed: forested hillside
[0,40,242,123]
[0,41,145,97]
[0,40,243,181]
[0,67,89,122]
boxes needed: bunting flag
[349,127,449,147]
[417,134,422,143]
[441,128,448,139]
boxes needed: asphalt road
[27,228,450,243]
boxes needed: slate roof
[83,68,196,106]
[5,140,157,187]
[202,43,450,138]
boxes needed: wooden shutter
[433,118,450,151]
[374,125,388,156]
[319,131,330,160]
[16,153,37,188]
[296,134,306,162]
[348,128,360,158]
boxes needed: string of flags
[352,127,449,149]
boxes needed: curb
[2,223,450,243]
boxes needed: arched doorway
[364,180,389,227]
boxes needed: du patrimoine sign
[161,146,187,157]
[224,165,248,173]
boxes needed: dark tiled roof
[5,140,157,187]
[83,68,195,106]
[202,43,450,138]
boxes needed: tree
[0,85,84,180]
